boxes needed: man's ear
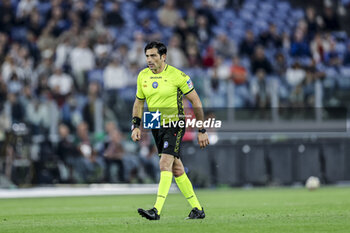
[162,54,167,62]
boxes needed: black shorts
[151,125,185,158]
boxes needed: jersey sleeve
[136,73,145,100]
[177,72,195,95]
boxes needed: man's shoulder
[166,65,187,77]
[138,67,151,77]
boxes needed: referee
[131,41,209,220]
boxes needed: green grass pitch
[0,186,349,233]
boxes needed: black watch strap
[198,128,206,134]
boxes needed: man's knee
[172,158,185,177]
[173,167,184,177]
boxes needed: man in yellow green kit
[131,41,209,220]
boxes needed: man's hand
[131,128,141,142]
[197,132,209,149]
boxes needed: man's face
[145,48,165,72]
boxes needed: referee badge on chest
[152,81,158,88]
[164,141,169,148]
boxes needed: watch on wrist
[131,117,141,131]
[198,128,206,134]
[131,124,139,131]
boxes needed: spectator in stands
[72,0,89,27]
[1,55,23,83]
[93,32,112,69]
[324,41,342,69]
[202,46,216,68]
[140,18,162,42]
[128,32,147,68]
[167,34,188,68]
[37,27,56,52]
[54,36,72,69]
[174,19,194,48]
[272,52,287,78]
[194,15,212,47]
[208,68,227,107]
[24,31,40,66]
[158,0,180,28]
[48,66,73,106]
[82,82,101,133]
[7,73,22,94]
[212,32,237,59]
[286,62,306,88]
[310,33,331,63]
[185,6,198,29]
[0,32,9,64]
[230,56,248,86]
[104,2,124,27]
[251,46,272,75]
[250,69,271,108]
[186,46,202,68]
[104,128,125,183]
[0,76,7,107]
[290,29,310,57]
[210,56,231,81]
[197,0,217,26]
[239,30,256,58]
[319,6,341,32]
[75,121,105,183]
[103,56,129,92]
[26,10,43,37]
[305,6,319,40]
[343,42,350,66]
[303,68,316,107]
[17,0,39,22]
[57,123,80,183]
[259,23,282,49]
[0,0,16,34]
[6,93,25,123]
[70,38,95,92]
[60,95,83,131]
[26,98,50,134]
[103,56,130,113]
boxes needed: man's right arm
[131,98,145,142]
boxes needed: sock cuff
[160,171,173,178]
[174,172,188,183]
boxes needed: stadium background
[0,0,350,188]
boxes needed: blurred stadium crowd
[1,0,350,185]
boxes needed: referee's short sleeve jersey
[136,64,194,124]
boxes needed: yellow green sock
[175,173,202,210]
[154,171,173,214]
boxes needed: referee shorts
[151,124,185,158]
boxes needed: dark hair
[144,41,167,56]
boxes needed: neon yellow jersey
[136,64,194,124]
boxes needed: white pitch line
[0,184,179,199]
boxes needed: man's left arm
[185,90,209,149]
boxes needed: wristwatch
[131,124,139,131]
[198,128,206,134]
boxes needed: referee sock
[154,171,173,215]
[175,173,202,211]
